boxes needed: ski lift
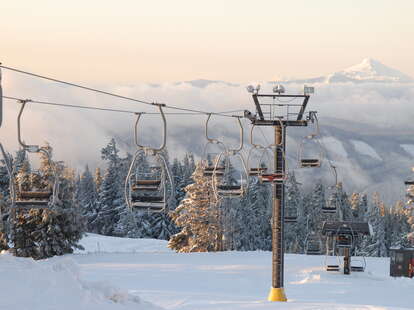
[252,119,288,184]
[322,165,339,214]
[124,105,174,213]
[350,256,366,272]
[298,111,322,168]
[284,205,298,223]
[13,100,59,209]
[202,114,226,178]
[247,125,271,177]
[333,223,354,248]
[325,236,341,271]
[323,222,370,274]
[336,234,353,248]
[212,117,249,199]
[305,234,322,255]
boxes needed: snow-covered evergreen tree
[169,162,221,252]
[78,165,99,232]
[360,193,387,257]
[284,172,303,253]
[10,145,84,259]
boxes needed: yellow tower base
[268,287,287,302]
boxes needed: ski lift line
[0,65,240,118]
[2,96,244,117]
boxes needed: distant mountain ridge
[170,59,413,87]
[280,58,414,84]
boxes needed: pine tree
[284,172,303,253]
[168,162,221,252]
[91,139,124,236]
[10,145,84,259]
[361,193,387,257]
[78,165,98,232]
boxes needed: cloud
[1,69,414,173]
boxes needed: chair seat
[259,173,284,183]
[14,200,50,209]
[132,202,165,211]
[131,196,164,203]
[326,265,340,271]
[350,266,364,272]
[284,216,297,223]
[322,207,337,213]
[135,180,161,186]
[249,168,267,176]
[20,191,52,199]
[132,186,159,191]
[300,159,321,168]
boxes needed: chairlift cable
[2,96,244,117]
[0,64,241,118]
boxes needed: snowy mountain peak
[280,58,413,84]
[326,58,414,83]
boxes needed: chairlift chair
[350,257,366,272]
[125,106,174,213]
[298,112,322,168]
[325,236,341,271]
[202,115,227,178]
[13,100,59,209]
[322,166,339,214]
[336,234,353,248]
[305,236,322,255]
[212,117,249,199]
[247,125,271,177]
[323,187,339,214]
[284,207,298,223]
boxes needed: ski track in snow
[320,136,348,158]
[2,234,413,310]
[351,140,382,161]
[401,144,414,158]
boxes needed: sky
[1,0,414,84]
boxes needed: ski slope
[1,233,413,310]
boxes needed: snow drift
[0,251,160,310]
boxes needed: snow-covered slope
[76,233,171,254]
[74,235,414,310]
[0,251,160,310]
[2,234,413,310]
[333,58,414,83]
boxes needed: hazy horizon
[1,1,414,84]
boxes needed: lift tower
[245,84,314,301]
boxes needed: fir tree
[10,145,84,259]
[169,162,221,252]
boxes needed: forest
[0,137,412,260]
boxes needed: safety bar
[17,100,50,157]
[205,114,223,145]
[228,117,244,153]
[134,103,167,153]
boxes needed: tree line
[0,138,412,259]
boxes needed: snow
[283,58,414,84]
[351,140,382,161]
[2,234,414,310]
[401,144,414,157]
[341,58,413,83]
[320,136,348,158]
[76,233,171,254]
[0,251,160,310]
